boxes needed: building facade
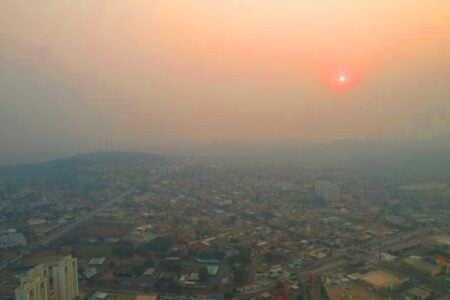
[52,255,79,300]
[315,181,340,203]
[15,265,50,300]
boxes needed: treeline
[112,236,174,258]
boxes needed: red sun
[335,74,352,90]
[323,71,359,91]
[318,64,362,91]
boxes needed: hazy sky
[1,1,450,163]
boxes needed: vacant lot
[77,244,113,257]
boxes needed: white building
[15,265,50,300]
[0,232,27,249]
[315,181,340,203]
[52,255,79,300]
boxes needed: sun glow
[322,71,359,91]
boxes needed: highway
[0,189,135,271]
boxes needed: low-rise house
[0,232,27,249]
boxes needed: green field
[77,244,112,257]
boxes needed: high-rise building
[315,181,340,203]
[15,265,50,300]
[52,255,79,300]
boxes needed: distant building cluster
[15,255,79,300]
[0,230,27,249]
[315,180,340,203]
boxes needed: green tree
[143,258,154,268]
[137,236,173,254]
[112,241,135,258]
[224,290,235,299]
[160,260,181,272]
[199,266,209,282]
[232,266,246,284]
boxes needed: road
[236,226,438,299]
[295,225,437,281]
[0,189,135,270]
[298,257,348,280]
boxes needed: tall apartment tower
[315,180,340,203]
[15,264,50,300]
[52,255,79,300]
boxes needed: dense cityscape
[1,2,450,299]
[1,150,449,300]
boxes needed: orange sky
[1,1,450,157]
